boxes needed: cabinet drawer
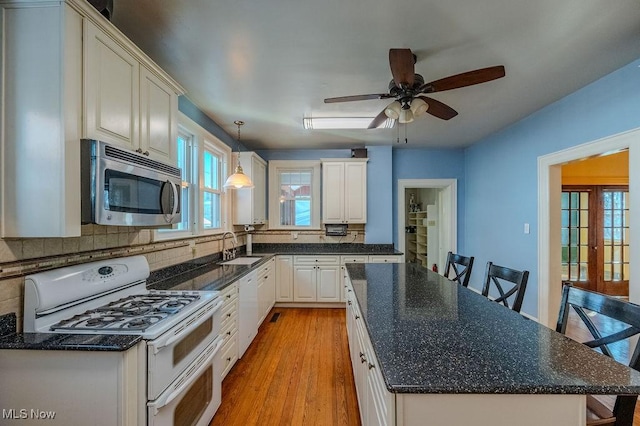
[368,255,402,263]
[221,300,237,329]
[221,283,238,303]
[219,332,238,380]
[294,255,340,265]
[221,315,237,345]
[341,255,368,264]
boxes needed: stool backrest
[481,262,529,313]
[444,251,474,287]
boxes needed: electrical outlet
[351,231,358,237]
[292,232,299,240]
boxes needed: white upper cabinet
[0,0,185,237]
[84,19,180,164]
[0,2,83,238]
[233,152,267,225]
[84,20,140,152]
[322,159,368,224]
[139,66,178,164]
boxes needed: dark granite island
[344,263,640,426]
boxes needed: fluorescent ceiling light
[303,117,394,130]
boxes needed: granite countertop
[251,243,401,256]
[345,262,640,395]
[0,313,142,351]
[1,243,400,351]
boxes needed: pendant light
[223,120,254,189]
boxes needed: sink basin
[220,257,263,266]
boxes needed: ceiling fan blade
[324,93,392,103]
[367,109,389,129]
[421,65,505,93]
[389,48,415,88]
[417,96,458,120]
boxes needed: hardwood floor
[211,306,640,425]
[210,308,361,426]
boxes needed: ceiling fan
[324,48,505,129]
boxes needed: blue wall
[463,57,640,316]
[366,146,393,243]
[392,148,466,249]
[178,96,242,149]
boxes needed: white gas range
[19,255,224,426]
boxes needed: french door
[561,186,630,296]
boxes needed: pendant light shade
[224,120,254,189]
[384,101,402,120]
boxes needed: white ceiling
[111,0,640,150]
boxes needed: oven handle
[148,336,224,414]
[149,299,224,354]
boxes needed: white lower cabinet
[275,255,294,302]
[217,282,239,380]
[345,277,395,426]
[293,256,341,302]
[257,258,276,326]
[238,271,258,358]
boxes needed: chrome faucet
[222,231,238,260]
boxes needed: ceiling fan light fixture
[410,98,429,117]
[398,108,414,124]
[384,101,402,120]
[224,120,254,190]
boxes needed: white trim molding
[537,127,640,327]
[397,179,457,269]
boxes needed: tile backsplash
[0,224,365,328]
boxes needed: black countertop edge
[345,263,640,396]
[147,254,275,292]
[251,243,401,255]
[0,332,142,352]
[0,313,17,338]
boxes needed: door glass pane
[561,189,589,282]
[602,189,629,282]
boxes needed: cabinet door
[344,161,367,223]
[252,155,267,223]
[139,66,177,164]
[266,259,276,309]
[84,20,139,150]
[322,162,345,223]
[317,265,341,302]
[257,276,267,327]
[276,256,294,302]
[293,265,317,301]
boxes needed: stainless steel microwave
[81,139,182,227]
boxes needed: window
[269,161,321,229]
[202,142,224,230]
[561,185,629,296]
[154,113,231,241]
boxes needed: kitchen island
[344,262,640,425]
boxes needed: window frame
[154,112,232,241]
[200,139,228,234]
[268,160,321,230]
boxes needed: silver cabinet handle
[368,363,375,370]
[135,148,143,154]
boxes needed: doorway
[537,128,639,327]
[397,179,457,272]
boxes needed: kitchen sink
[220,257,263,266]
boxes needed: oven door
[147,299,224,400]
[148,336,224,426]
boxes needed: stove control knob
[98,266,113,276]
